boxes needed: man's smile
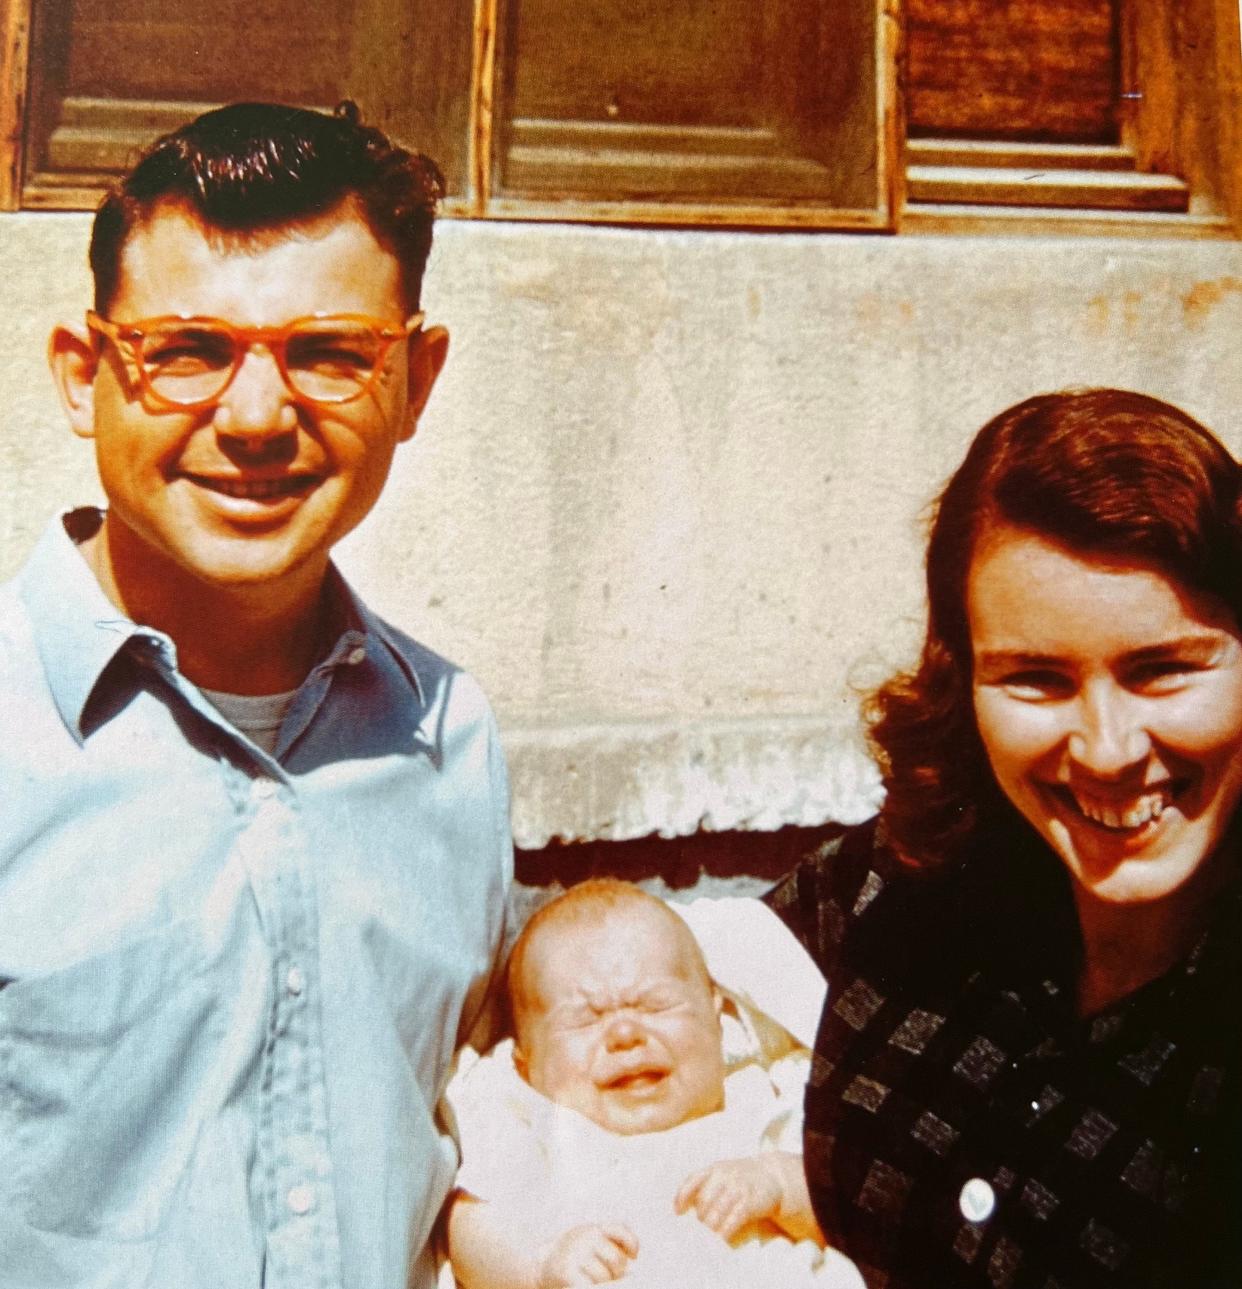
[183,472,321,501]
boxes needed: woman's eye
[1129,659,1196,689]
[999,671,1072,698]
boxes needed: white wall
[3,213,1241,845]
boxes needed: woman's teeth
[1069,790,1171,831]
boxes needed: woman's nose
[1067,684,1151,776]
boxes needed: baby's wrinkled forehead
[514,896,713,1018]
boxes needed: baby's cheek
[537,1039,595,1097]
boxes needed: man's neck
[80,519,332,696]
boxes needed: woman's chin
[1047,807,1220,907]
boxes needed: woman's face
[969,524,1242,910]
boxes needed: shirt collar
[18,509,153,743]
[18,507,427,742]
[317,564,428,706]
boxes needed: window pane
[907,0,1120,143]
[24,0,472,196]
[493,0,886,215]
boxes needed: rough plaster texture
[2,213,1241,846]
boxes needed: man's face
[515,903,726,1136]
[59,202,444,597]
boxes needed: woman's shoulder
[766,814,942,906]
[764,817,943,973]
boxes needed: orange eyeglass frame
[85,310,425,411]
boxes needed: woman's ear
[49,323,99,440]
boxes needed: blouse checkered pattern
[766,821,1241,1288]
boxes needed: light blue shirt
[0,510,512,1289]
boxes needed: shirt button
[959,1177,996,1223]
[286,965,305,996]
[287,1183,315,1215]
[346,645,366,666]
[253,778,277,801]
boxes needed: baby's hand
[537,1222,639,1287]
[674,1155,784,1243]
[676,1151,825,1245]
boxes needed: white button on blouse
[959,1177,996,1223]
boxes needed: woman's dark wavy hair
[868,388,1242,867]
[90,101,444,314]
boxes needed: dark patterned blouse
[765,818,1242,1289]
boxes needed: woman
[769,389,1242,1287]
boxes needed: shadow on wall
[516,821,846,892]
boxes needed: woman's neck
[1072,859,1231,1016]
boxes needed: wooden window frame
[898,0,1242,238]
[1,0,1238,239]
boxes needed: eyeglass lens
[139,320,390,405]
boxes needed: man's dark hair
[90,101,444,314]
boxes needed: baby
[446,880,862,1289]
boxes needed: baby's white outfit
[448,1040,863,1288]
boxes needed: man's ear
[49,323,100,440]
[401,325,449,442]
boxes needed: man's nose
[1067,683,1151,777]
[213,345,298,442]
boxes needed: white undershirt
[199,687,298,756]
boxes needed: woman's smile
[969,524,1242,908]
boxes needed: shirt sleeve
[455,708,515,1050]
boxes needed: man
[0,102,511,1289]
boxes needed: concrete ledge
[503,716,884,849]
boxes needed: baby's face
[516,904,725,1136]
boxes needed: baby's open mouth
[1053,782,1184,833]
[603,1067,669,1093]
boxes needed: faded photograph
[1,3,1240,1287]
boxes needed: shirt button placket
[286,1183,316,1216]
[245,778,340,1288]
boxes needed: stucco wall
[3,212,1241,846]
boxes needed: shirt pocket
[0,921,218,1242]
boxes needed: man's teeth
[1070,790,1170,831]
[199,477,310,499]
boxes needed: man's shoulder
[370,611,459,682]
[0,567,41,676]
[366,610,498,730]
[0,574,62,751]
